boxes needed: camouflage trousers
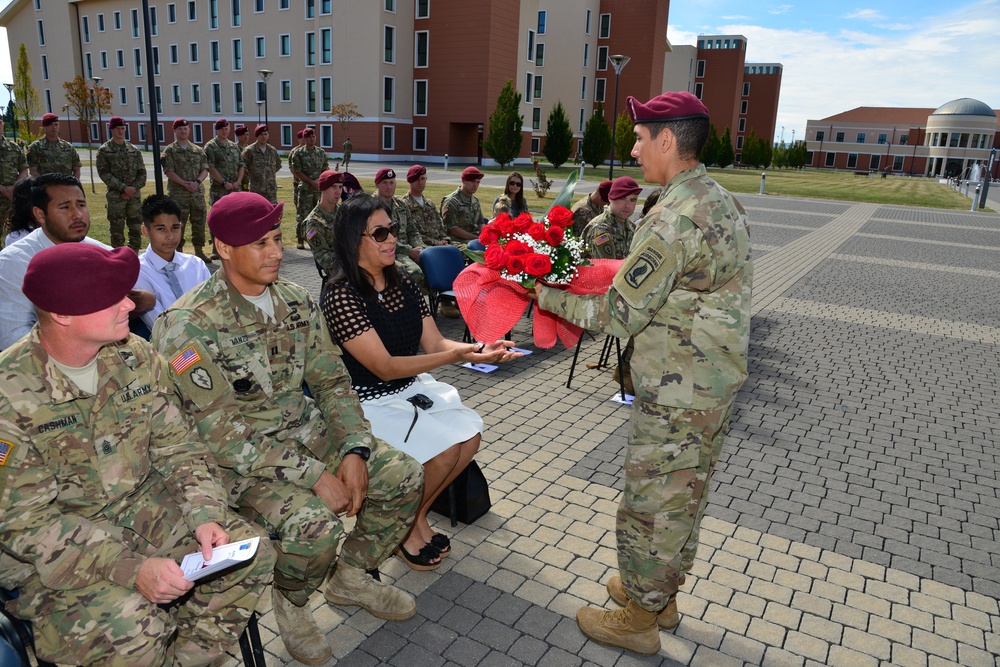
[209,184,239,207]
[251,182,278,205]
[397,255,425,288]
[617,400,734,612]
[169,187,208,251]
[107,191,142,250]
[237,436,422,608]
[296,187,320,244]
[0,196,12,247]
[8,510,275,667]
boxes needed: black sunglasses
[508,181,523,187]
[365,223,400,243]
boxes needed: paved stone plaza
[214,169,999,667]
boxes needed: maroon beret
[41,113,59,127]
[374,167,396,184]
[597,179,613,202]
[461,166,484,181]
[302,127,315,137]
[209,192,284,246]
[173,118,189,129]
[23,244,139,315]
[254,124,268,137]
[214,118,229,130]
[627,92,709,124]
[108,116,126,130]
[234,125,248,136]
[295,129,304,139]
[317,170,344,191]
[406,165,426,183]
[608,176,641,200]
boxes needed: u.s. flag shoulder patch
[306,228,318,240]
[594,233,611,246]
[170,346,202,375]
[0,440,13,466]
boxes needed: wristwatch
[344,446,371,461]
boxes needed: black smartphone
[406,393,434,410]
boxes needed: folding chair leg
[238,611,266,667]
[448,484,458,527]
[614,337,627,401]
[598,335,615,368]
[566,334,586,389]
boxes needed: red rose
[512,213,535,233]
[528,223,547,241]
[505,239,531,256]
[480,225,502,245]
[525,253,553,277]
[506,255,526,274]
[484,244,508,270]
[547,206,573,227]
[544,225,565,246]
[493,216,513,236]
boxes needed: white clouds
[845,9,887,21]
[769,4,794,14]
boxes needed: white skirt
[361,373,483,464]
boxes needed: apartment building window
[149,6,158,35]
[532,108,541,130]
[414,127,427,151]
[414,80,427,115]
[585,9,591,34]
[255,36,265,58]
[91,122,100,141]
[155,85,163,113]
[536,10,546,35]
[280,34,291,56]
[172,84,181,103]
[119,87,127,105]
[305,0,314,19]
[736,136,744,149]
[383,76,395,113]
[524,73,533,103]
[98,13,105,31]
[382,126,395,150]
[187,1,195,20]
[152,46,160,74]
[306,79,316,112]
[321,28,331,64]
[212,83,222,113]
[899,134,908,146]
[738,118,746,132]
[116,49,125,68]
[133,48,142,76]
[877,133,888,145]
[306,32,315,66]
[192,123,203,143]
[526,30,534,62]
[115,10,123,29]
[579,108,585,132]
[210,41,220,71]
[740,100,748,114]
[100,51,109,69]
[209,0,218,28]
[320,77,332,112]
[41,54,48,79]
[320,0,331,14]
[136,86,145,113]
[816,131,825,142]
[280,80,291,102]
[157,123,165,143]
[231,0,241,27]
[384,26,395,63]
[416,0,429,18]
[84,54,95,79]
[893,155,904,171]
[37,20,45,46]
[595,78,605,102]
[535,43,544,67]
[599,13,610,38]
[279,0,289,8]
[742,82,750,96]
[597,46,608,70]
[531,137,540,153]
[234,81,244,113]
[256,81,266,102]
[254,0,264,12]
[232,39,242,70]
[131,8,139,37]
[191,83,201,103]
[533,75,543,100]
[281,124,292,146]
[583,43,589,68]
[836,132,844,142]
[580,76,587,100]
[696,60,705,77]
[825,152,835,167]
[138,123,147,143]
[189,43,199,62]
[169,44,178,64]
[168,4,176,22]
[857,132,866,143]
[694,82,703,99]
[869,155,880,170]
[415,31,429,67]
[847,153,858,168]
[82,16,90,43]
[320,125,332,148]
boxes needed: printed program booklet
[180,536,260,582]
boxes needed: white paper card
[610,393,635,406]
[181,536,260,582]
[462,362,498,373]
[509,347,533,355]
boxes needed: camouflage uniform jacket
[399,193,448,247]
[287,145,302,191]
[582,207,634,260]
[162,141,208,195]
[378,196,413,258]
[538,164,753,410]
[440,188,483,240]
[0,136,27,185]
[242,143,281,198]
[290,147,329,188]
[570,194,603,238]
[305,202,338,274]
[0,330,229,591]
[96,139,146,195]
[204,137,244,186]
[26,137,81,175]
[151,267,375,502]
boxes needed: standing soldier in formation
[441,166,485,243]
[304,170,343,276]
[0,116,27,244]
[234,125,251,192]
[204,119,244,207]
[288,130,305,246]
[242,125,281,204]
[96,116,147,251]
[342,136,352,170]
[571,179,612,238]
[162,118,212,263]
[26,113,81,179]
[291,128,328,250]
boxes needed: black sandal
[430,533,451,557]
[395,545,441,571]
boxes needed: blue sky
[0,1,997,143]
[667,0,1000,141]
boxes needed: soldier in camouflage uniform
[441,166,485,243]
[234,125,250,192]
[341,137,352,170]
[204,119,245,206]
[288,130,305,247]
[373,167,422,284]
[0,243,274,667]
[0,117,28,243]
[162,118,212,263]
[26,113,81,179]
[305,170,342,276]
[96,116,146,250]
[152,192,423,666]
[291,128,328,249]
[570,179,611,238]
[536,92,752,655]
[399,165,459,315]
[242,125,281,204]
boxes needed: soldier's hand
[194,522,230,560]
[124,186,137,198]
[335,454,369,519]
[311,470,352,515]
[136,557,194,604]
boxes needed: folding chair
[420,245,465,317]
[566,333,628,401]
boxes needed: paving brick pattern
[206,174,999,667]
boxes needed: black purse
[431,460,492,525]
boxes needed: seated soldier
[152,192,423,666]
[0,243,275,667]
[304,169,343,277]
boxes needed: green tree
[13,43,42,144]
[741,129,763,167]
[481,80,524,168]
[772,142,788,169]
[788,140,808,169]
[63,76,112,191]
[582,102,611,168]
[701,124,720,167]
[542,101,573,168]
[612,110,634,168]
[330,102,361,138]
[718,127,735,168]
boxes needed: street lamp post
[607,54,630,179]
[4,83,16,139]
[91,76,104,144]
[258,69,272,130]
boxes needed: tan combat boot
[606,575,683,629]
[271,587,333,666]
[577,598,661,655]
[324,562,416,621]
